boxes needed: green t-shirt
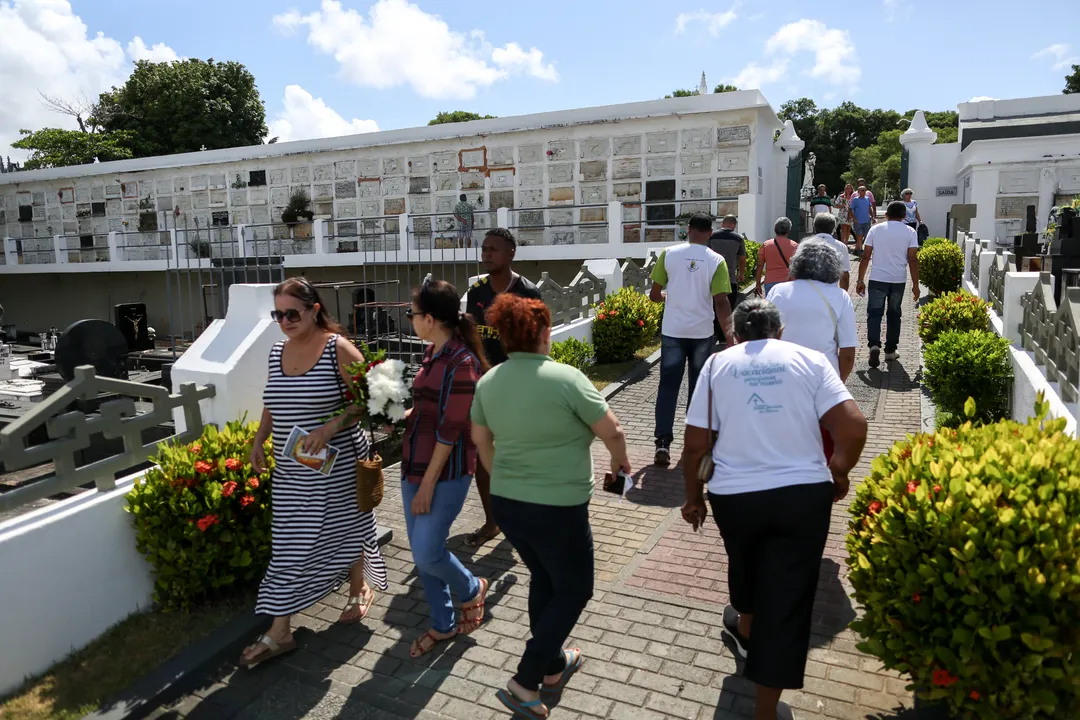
[471,352,609,506]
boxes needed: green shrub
[922,236,950,249]
[923,330,1011,426]
[592,287,662,363]
[917,291,991,344]
[847,396,1080,719]
[918,242,965,295]
[744,238,761,283]
[127,420,274,608]
[550,337,594,371]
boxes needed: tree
[1066,64,1080,94]
[97,59,267,158]
[713,84,738,93]
[11,128,135,169]
[428,111,496,125]
[665,89,697,98]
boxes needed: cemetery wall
[0,260,587,335]
[0,93,782,260]
[903,141,959,237]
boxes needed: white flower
[367,398,382,417]
[386,402,406,422]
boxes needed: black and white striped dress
[256,334,388,616]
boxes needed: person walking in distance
[707,214,747,342]
[848,186,874,256]
[650,213,734,468]
[856,201,920,369]
[810,213,851,292]
[855,178,877,218]
[454,194,475,248]
[464,228,542,548]
[754,217,800,298]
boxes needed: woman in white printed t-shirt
[768,238,858,465]
[681,298,868,720]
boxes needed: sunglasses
[270,308,306,323]
[405,308,428,320]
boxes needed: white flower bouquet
[337,343,411,426]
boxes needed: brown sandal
[457,577,489,634]
[410,629,457,658]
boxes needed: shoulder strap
[805,282,839,349]
[773,238,789,267]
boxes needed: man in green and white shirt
[649,213,734,466]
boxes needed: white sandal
[338,587,376,624]
[239,633,296,667]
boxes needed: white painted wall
[904,142,959,238]
[170,284,284,432]
[0,470,154,696]
[550,316,594,345]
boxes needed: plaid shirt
[402,336,479,484]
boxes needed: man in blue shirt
[848,186,874,255]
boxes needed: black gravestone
[1045,208,1080,304]
[55,319,129,381]
[115,303,154,351]
[1013,204,1042,271]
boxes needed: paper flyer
[281,425,340,476]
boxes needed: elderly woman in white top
[681,298,867,720]
[768,238,857,466]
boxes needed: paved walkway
[156,289,924,720]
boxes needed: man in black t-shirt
[464,227,542,547]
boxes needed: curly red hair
[486,293,551,354]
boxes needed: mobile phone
[603,471,633,496]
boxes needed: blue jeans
[655,334,715,445]
[867,280,906,352]
[763,281,781,296]
[401,475,481,633]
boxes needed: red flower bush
[127,419,274,608]
[933,669,959,687]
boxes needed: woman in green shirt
[471,293,630,720]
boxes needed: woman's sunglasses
[404,308,428,320]
[270,308,305,323]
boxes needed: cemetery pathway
[154,289,924,720]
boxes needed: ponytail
[456,313,491,372]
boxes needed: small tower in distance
[698,72,708,95]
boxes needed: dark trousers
[491,496,594,691]
[866,280,906,353]
[709,482,833,689]
[713,290,740,342]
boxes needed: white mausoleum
[902,93,1080,241]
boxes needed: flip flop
[338,587,376,624]
[495,688,548,720]
[541,648,584,695]
[239,634,296,668]
[464,527,500,548]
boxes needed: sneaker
[884,350,900,362]
[654,442,670,467]
[721,604,749,659]
[868,346,880,368]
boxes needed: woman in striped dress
[240,277,388,667]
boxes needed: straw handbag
[355,444,384,513]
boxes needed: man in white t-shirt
[649,212,733,467]
[810,213,851,291]
[856,201,920,368]
[680,298,867,720]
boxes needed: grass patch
[0,591,253,720]
[585,341,661,391]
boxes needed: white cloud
[272,0,558,100]
[883,0,901,21]
[126,36,180,63]
[968,95,997,103]
[674,8,739,36]
[268,85,379,142]
[730,19,860,90]
[0,0,181,161]
[1033,43,1079,71]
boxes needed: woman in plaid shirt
[400,278,491,658]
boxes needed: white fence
[957,232,1078,434]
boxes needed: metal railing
[618,196,740,243]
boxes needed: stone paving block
[559,687,615,717]
[645,692,702,719]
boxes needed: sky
[0,0,1075,162]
